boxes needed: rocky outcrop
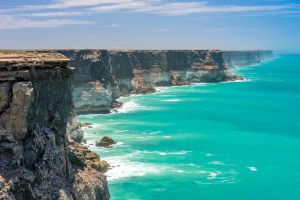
[0,52,109,200]
[95,136,116,148]
[69,142,109,172]
[67,106,84,143]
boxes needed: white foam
[105,159,161,181]
[126,93,143,98]
[205,153,214,157]
[114,142,124,146]
[208,161,225,165]
[162,151,190,155]
[162,136,172,139]
[186,163,201,168]
[208,172,218,179]
[207,171,222,180]
[155,86,169,93]
[148,131,161,135]
[104,151,169,181]
[194,169,240,184]
[141,150,191,156]
[116,100,144,113]
[162,99,182,102]
[161,94,176,97]
[191,83,210,86]
[114,130,129,133]
[247,166,258,172]
[151,188,166,192]
[208,161,233,166]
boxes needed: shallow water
[80,54,300,200]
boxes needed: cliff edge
[0,52,109,200]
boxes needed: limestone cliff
[55,49,272,114]
[223,50,273,68]
[0,52,109,200]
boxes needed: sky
[0,0,299,51]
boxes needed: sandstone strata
[0,52,109,200]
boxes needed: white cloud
[14,0,300,16]
[0,17,93,29]
[19,0,138,10]
[133,2,300,16]
[19,11,91,17]
[89,1,149,12]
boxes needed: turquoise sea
[79,54,300,200]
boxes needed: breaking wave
[116,100,145,113]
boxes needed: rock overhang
[0,51,70,69]
[0,51,72,81]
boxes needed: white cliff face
[73,82,113,113]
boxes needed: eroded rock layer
[55,49,272,114]
[0,52,109,200]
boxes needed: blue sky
[0,0,299,51]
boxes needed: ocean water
[79,54,300,200]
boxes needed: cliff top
[0,51,69,69]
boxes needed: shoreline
[67,50,274,198]
[79,74,254,178]
[80,77,250,117]
[78,54,277,116]
[78,56,276,182]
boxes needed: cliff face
[0,52,109,200]
[57,49,263,114]
[56,49,272,114]
[223,50,273,68]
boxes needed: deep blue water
[80,54,300,200]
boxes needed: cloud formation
[0,16,93,29]
[16,0,300,15]
[1,0,300,29]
